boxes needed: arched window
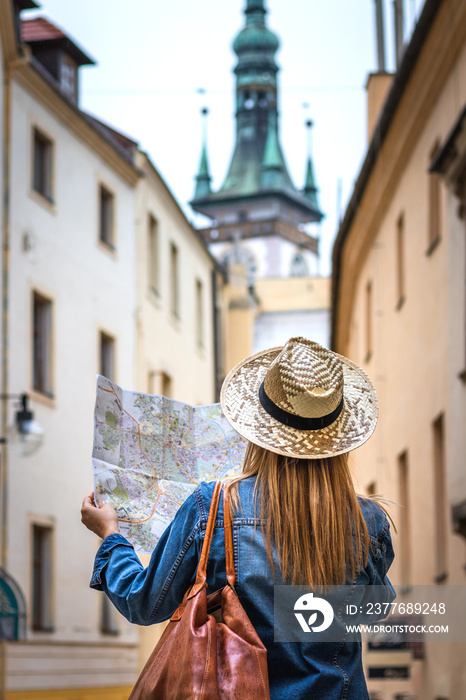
[0,568,26,640]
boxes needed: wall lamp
[0,393,44,456]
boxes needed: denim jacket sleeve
[89,488,202,625]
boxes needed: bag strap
[223,485,236,588]
[193,480,222,590]
[170,481,236,620]
[170,481,222,620]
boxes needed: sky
[26,0,426,275]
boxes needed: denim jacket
[91,477,395,700]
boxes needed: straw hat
[220,337,378,459]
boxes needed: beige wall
[333,1,466,697]
[1,7,221,694]
[222,270,331,374]
[134,152,216,406]
[5,76,140,692]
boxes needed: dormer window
[21,17,95,106]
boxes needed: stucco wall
[6,79,139,690]
[334,2,466,696]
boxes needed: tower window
[258,91,268,108]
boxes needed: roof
[83,113,139,159]
[26,55,138,174]
[16,0,40,9]
[330,0,442,349]
[21,17,95,65]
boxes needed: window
[100,332,115,381]
[428,141,442,253]
[398,451,411,586]
[100,594,119,635]
[396,213,406,309]
[60,54,77,103]
[148,370,172,397]
[169,242,179,318]
[32,292,53,397]
[365,281,373,363]
[33,128,53,201]
[195,279,204,348]
[433,414,447,582]
[148,215,159,294]
[32,525,53,631]
[99,185,115,249]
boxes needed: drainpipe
[0,60,11,700]
[394,0,404,68]
[374,0,387,72]
[211,269,223,401]
[1,65,11,581]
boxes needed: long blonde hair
[226,442,370,586]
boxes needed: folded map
[92,376,246,552]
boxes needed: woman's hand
[81,492,120,540]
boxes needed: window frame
[364,280,373,363]
[99,330,116,382]
[427,140,442,255]
[32,290,54,399]
[32,126,54,203]
[397,450,411,588]
[195,278,204,349]
[98,183,116,251]
[395,212,406,310]
[148,214,160,295]
[31,522,55,633]
[169,241,180,319]
[432,413,448,583]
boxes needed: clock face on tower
[244,98,255,110]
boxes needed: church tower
[191,0,323,284]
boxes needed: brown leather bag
[129,482,270,700]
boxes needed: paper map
[92,376,246,552]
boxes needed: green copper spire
[303,119,320,210]
[194,108,212,199]
[191,1,323,227]
[261,112,285,187]
[303,157,319,210]
[215,0,294,197]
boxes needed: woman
[82,337,395,699]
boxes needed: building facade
[0,1,220,697]
[332,0,466,697]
